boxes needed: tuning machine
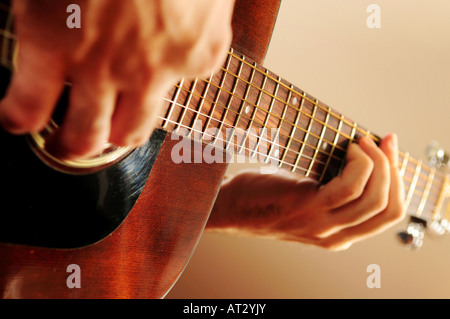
[397,216,426,249]
[397,141,450,249]
[426,141,449,168]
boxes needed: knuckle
[339,181,364,202]
[387,205,406,223]
[367,195,389,213]
[1,109,47,133]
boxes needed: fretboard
[0,1,448,229]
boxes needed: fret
[399,152,410,178]
[280,86,302,166]
[203,52,232,139]
[293,99,317,173]
[163,78,185,129]
[188,72,214,140]
[249,70,271,158]
[417,167,436,217]
[305,100,326,178]
[272,85,293,168]
[404,160,422,213]
[238,62,262,154]
[319,112,343,182]
[175,78,198,135]
[254,75,280,163]
[265,77,285,165]
[433,175,450,220]
[233,59,257,154]
[221,55,244,149]
[246,68,268,158]
[349,121,357,142]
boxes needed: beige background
[166,0,450,298]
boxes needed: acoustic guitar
[0,0,449,299]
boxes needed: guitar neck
[0,2,448,228]
[158,49,450,225]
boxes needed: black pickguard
[0,65,166,249]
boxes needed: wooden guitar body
[0,0,281,298]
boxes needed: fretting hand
[207,134,406,251]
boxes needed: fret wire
[280,85,300,165]
[203,51,232,138]
[221,53,244,149]
[294,100,317,173]
[237,61,257,154]
[158,113,321,178]
[433,175,450,220]
[251,70,273,158]
[264,76,281,162]
[273,82,293,167]
[247,68,268,158]
[404,160,422,212]
[175,78,198,134]
[399,152,409,178]
[306,100,328,177]
[163,78,184,129]
[320,111,342,182]
[256,74,280,163]
[417,167,436,217]
[188,72,214,138]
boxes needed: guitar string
[173,81,345,161]
[159,101,441,215]
[0,20,444,212]
[222,51,442,180]
[227,50,438,177]
[162,96,443,203]
[175,76,441,194]
[0,25,441,189]
[161,97,330,167]
[172,80,442,194]
[158,109,319,177]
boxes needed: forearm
[205,170,300,236]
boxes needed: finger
[45,79,117,160]
[313,134,405,251]
[109,84,167,147]
[317,141,374,210]
[0,41,66,134]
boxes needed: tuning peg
[397,216,426,249]
[426,141,449,168]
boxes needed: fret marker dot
[245,105,251,115]
[321,142,328,151]
[292,97,298,105]
[274,149,280,158]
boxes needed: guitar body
[0,0,281,298]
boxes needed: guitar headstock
[397,142,450,249]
